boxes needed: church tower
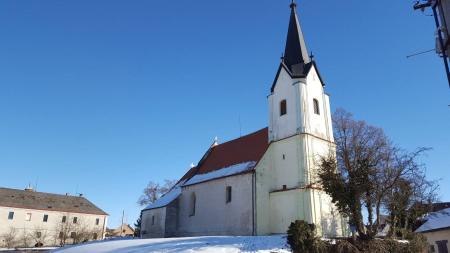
[268,1,333,143]
[255,1,345,237]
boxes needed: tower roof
[283,0,310,76]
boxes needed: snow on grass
[183,161,256,186]
[51,235,291,253]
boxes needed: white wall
[176,173,254,236]
[141,207,166,238]
[0,206,107,247]
[258,64,345,237]
[268,65,333,143]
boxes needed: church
[141,1,347,238]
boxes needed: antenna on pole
[120,210,125,237]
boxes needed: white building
[141,1,347,238]
[0,187,108,247]
[415,207,450,253]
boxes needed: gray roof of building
[0,187,108,216]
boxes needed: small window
[62,216,66,223]
[93,233,98,240]
[152,216,155,225]
[8,211,14,220]
[280,100,287,116]
[282,154,286,160]
[73,217,78,224]
[43,214,48,222]
[70,232,76,239]
[59,232,64,239]
[36,231,42,238]
[25,213,32,221]
[226,186,232,203]
[190,193,196,216]
[95,218,100,225]
[436,240,448,253]
[313,99,320,115]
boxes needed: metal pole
[432,2,450,87]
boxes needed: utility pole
[120,210,124,237]
[414,0,450,88]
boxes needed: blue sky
[0,0,449,228]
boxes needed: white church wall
[269,67,302,142]
[304,66,333,141]
[255,135,312,235]
[141,207,166,238]
[176,173,253,236]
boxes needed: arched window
[280,100,287,116]
[190,193,196,216]
[313,99,320,115]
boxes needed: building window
[95,218,100,225]
[59,232,64,239]
[280,100,287,116]
[73,217,78,224]
[43,214,48,222]
[70,232,76,239]
[36,231,42,238]
[313,99,320,115]
[190,193,196,216]
[8,212,14,220]
[226,186,232,203]
[25,213,32,221]
[436,240,448,253]
[62,216,66,223]
[152,216,155,225]
[93,233,98,240]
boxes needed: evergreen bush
[287,220,325,253]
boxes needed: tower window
[280,100,287,116]
[190,193,196,216]
[226,186,232,203]
[313,99,320,115]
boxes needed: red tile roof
[196,128,268,175]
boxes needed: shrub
[287,220,325,253]
[406,233,428,253]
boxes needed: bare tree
[317,109,438,240]
[53,213,74,246]
[1,227,18,248]
[28,226,49,247]
[138,179,177,206]
[19,228,31,248]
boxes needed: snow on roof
[415,207,450,233]
[143,183,183,211]
[183,161,256,186]
[142,161,256,211]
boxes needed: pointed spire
[283,0,310,75]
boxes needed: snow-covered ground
[51,235,291,253]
